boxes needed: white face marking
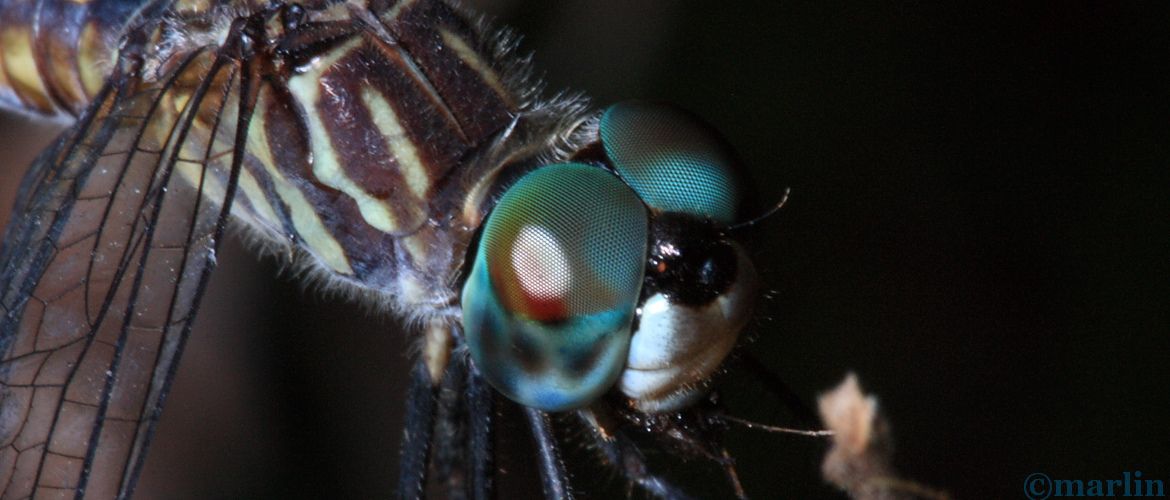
[511,225,571,301]
[619,358,684,396]
[619,246,757,413]
[625,295,686,371]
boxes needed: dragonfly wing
[0,36,258,499]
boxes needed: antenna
[728,187,791,232]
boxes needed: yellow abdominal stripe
[77,22,107,97]
[1,26,52,111]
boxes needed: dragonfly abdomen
[0,0,151,117]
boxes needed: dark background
[1,1,1168,498]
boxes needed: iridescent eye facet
[462,163,649,411]
[600,101,741,224]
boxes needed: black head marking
[643,213,737,306]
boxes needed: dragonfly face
[0,1,793,498]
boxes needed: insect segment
[0,0,154,117]
[464,101,756,414]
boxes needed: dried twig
[818,374,952,500]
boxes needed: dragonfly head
[462,101,758,413]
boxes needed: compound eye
[600,101,742,224]
[462,164,649,411]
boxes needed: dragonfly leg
[433,352,471,497]
[399,359,437,499]
[524,407,575,500]
[466,359,494,500]
[575,408,696,500]
[405,327,494,500]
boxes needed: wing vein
[72,54,241,499]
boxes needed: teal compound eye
[462,163,649,411]
[600,101,742,224]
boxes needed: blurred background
[2,0,1168,498]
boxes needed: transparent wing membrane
[0,36,256,498]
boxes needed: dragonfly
[0,0,810,498]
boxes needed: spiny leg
[434,353,471,498]
[401,351,493,499]
[575,408,695,500]
[466,359,494,500]
[524,407,574,500]
[399,359,438,499]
